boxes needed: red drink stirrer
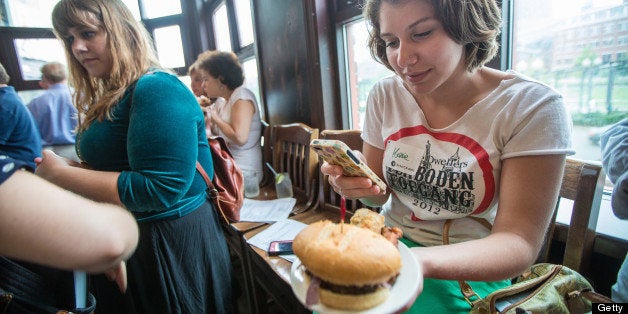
[340,196,346,232]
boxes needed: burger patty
[307,270,399,295]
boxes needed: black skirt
[92,201,234,314]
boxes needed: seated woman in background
[197,50,263,183]
[188,58,214,137]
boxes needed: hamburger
[293,220,402,310]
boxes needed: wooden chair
[259,120,274,188]
[257,122,320,214]
[537,157,606,277]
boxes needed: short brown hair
[197,50,244,90]
[41,62,67,83]
[364,0,502,72]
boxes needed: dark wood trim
[553,224,628,261]
[0,27,56,90]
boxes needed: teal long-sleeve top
[77,71,214,221]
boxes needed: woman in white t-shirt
[321,0,574,312]
[197,51,263,182]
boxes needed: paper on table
[246,218,307,262]
[239,198,296,222]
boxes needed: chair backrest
[271,122,319,213]
[317,129,380,214]
[538,157,606,275]
[259,120,273,187]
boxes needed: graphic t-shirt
[363,71,574,246]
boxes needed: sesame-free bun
[293,220,401,286]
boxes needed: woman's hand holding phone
[322,162,385,199]
[313,139,387,199]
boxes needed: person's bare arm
[35,150,122,206]
[414,154,565,281]
[0,169,138,273]
[211,99,255,145]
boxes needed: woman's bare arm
[414,154,565,281]
[211,99,255,145]
[35,150,122,206]
[0,170,138,273]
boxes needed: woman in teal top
[36,0,234,313]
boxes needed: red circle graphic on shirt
[384,125,495,216]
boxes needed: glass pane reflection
[342,19,390,130]
[153,26,185,69]
[234,0,254,47]
[242,58,261,116]
[4,0,60,27]
[213,3,232,52]
[14,38,66,80]
[120,0,141,20]
[140,0,181,19]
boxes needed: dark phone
[268,240,294,256]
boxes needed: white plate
[290,241,423,314]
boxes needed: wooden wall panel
[254,0,313,126]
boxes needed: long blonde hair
[52,0,161,130]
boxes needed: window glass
[213,2,232,52]
[153,25,185,69]
[512,0,627,162]
[242,58,262,117]
[140,0,181,19]
[343,19,391,130]
[14,38,66,80]
[234,0,254,47]
[120,0,141,20]
[4,0,59,27]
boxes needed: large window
[343,19,390,131]
[511,0,627,162]
[212,2,232,52]
[209,0,262,118]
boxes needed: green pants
[400,237,511,313]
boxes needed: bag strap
[195,161,230,225]
[442,218,490,306]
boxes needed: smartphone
[310,139,387,191]
[268,240,294,256]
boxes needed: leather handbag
[467,263,613,314]
[196,136,244,223]
[442,219,613,314]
